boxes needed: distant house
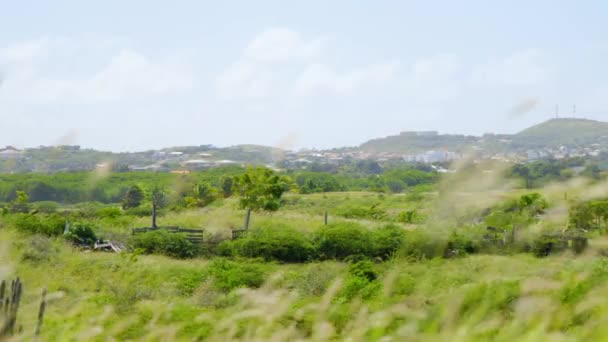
[0,146,23,159]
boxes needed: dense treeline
[0,164,438,205]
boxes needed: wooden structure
[231,208,251,240]
[94,241,129,253]
[132,227,205,244]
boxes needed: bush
[206,259,267,292]
[222,226,316,262]
[398,229,445,260]
[65,222,98,246]
[96,207,123,219]
[372,224,406,260]
[130,230,199,258]
[314,222,373,260]
[336,260,382,302]
[21,235,57,262]
[443,231,479,258]
[13,214,65,236]
[531,234,568,257]
[32,201,59,214]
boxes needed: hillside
[512,118,608,149]
[357,118,608,154]
[358,132,479,154]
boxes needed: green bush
[130,230,199,258]
[21,235,57,262]
[32,201,59,214]
[443,231,479,258]
[224,226,316,262]
[96,207,123,219]
[13,214,65,236]
[206,259,267,292]
[314,222,373,260]
[336,260,382,302]
[531,234,568,257]
[65,222,98,246]
[398,229,445,260]
[372,224,406,259]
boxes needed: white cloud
[294,62,399,96]
[469,49,548,86]
[412,54,461,83]
[216,60,273,100]
[244,28,323,63]
[0,39,193,105]
[217,28,398,100]
[0,38,50,64]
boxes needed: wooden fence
[132,227,205,244]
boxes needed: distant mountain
[358,131,478,154]
[356,118,608,154]
[512,118,608,149]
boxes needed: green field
[2,165,608,341]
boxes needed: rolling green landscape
[2,157,608,340]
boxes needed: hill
[357,118,608,154]
[358,132,478,154]
[512,118,608,149]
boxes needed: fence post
[35,288,46,336]
[244,208,251,230]
[324,210,328,225]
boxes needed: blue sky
[1,1,607,151]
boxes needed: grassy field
[3,172,608,341]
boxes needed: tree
[10,190,30,213]
[512,164,531,189]
[233,167,290,212]
[184,183,217,208]
[219,176,234,198]
[122,185,144,209]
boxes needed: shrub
[65,222,98,246]
[130,230,199,258]
[531,234,568,257]
[372,224,406,259]
[443,231,479,258]
[336,260,382,302]
[224,226,316,262]
[21,235,57,262]
[335,204,387,220]
[32,201,59,214]
[96,207,123,219]
[314,222,373,260]
[13,214,65,236]
[398,229,445,260]
[206,259,267,292]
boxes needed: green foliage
[96,206,123,219]
[32,201,59,214]
[206,259,267,292]
[314,222,374,260]
[372,224,406,260]
[531,234,568,257]
[219,176,234,198]
[13,213,65,236]
[65,222,98,246]
[9,190,30,213]
[122,185,144,209]
[130,230,199,258]
[21,235,58,262]
[184,183,217,208]
[295,172,344,194]
[233,167,290,212]
[222,226,316,262]
[335,203,387,220]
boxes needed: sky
[1,0,607,152]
